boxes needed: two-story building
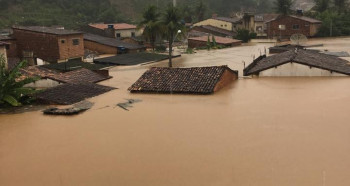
[12,26,84,64]
[265,15,322,39]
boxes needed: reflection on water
[1,37,350,186]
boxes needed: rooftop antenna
[290,34,308,46]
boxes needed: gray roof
[213,17,242,24]
[84,33,145,50]
[12,26,82,35]
[244,49,350,76]
[266,15,321,23]
[196,25,236,36]
[94,52,173,66]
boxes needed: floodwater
[1,37,350,186]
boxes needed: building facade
[266,15,322,39]
[12,26,84,63]
[193,16,242,32]
[88,23,142,39]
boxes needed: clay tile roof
[128,66,238,94]
[12,26,82,35]
[213,17,242,23]
[84,33,145,50]
[36,83,116,105]
[89,23,137,30]
[20,67,111,83]
[188,36,242,45]
[244,49,350,76]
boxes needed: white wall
[259,62,347,77]
[115,29,143,38]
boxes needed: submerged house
[194,15,243,33]
[129,66,238,94]
[188,36,242,48]
[244,49,350,77]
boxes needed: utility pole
[330,20,333,37]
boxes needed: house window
[61,39,66,44]
[116,33,121,38]
[293,24,300,30]
[131,32,135,37]
[72,39,79,45]
[225,24,227,27]
[221,25,223,27]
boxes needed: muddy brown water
[1,38,350,186]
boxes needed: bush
[236,29,257,43]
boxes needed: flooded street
[1,37,350,185]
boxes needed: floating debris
[117,99,142,111]
[43,101,94,116]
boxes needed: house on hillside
[244,49,350,77]
[129,66,238,94]
[0,35,17,58]
[194,15,243,33]
[12,26,84,64]
[265,15,322,39]
[84,33,145,54]
[87,23,142,39]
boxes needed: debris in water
[42,101,94,116]
[116,99,142,111]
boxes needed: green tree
[314,0,330,12]
[195,0,207,22]
[274,0,293,15]
[0,56,38,107]
[138,5,160,51]
[334,0,347,13]
[160,4,184,68]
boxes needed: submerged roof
[128,66,238,94]
[84,33,145,50]
[36,83,115,105]
[12,26,82,35]
[192,25,236,36]
[189,36,241,45]
[244,49,350,76]
[94,52,172,66]
[20,67,111,83]
[89,23,137,30]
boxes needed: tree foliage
[138,6,160,51]
[274,0,293,15]
[0,56,38,107]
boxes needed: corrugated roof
[84,33,145,50]
[213,17,242,24]
[188,36,241,45]
[12,26,82,35]
[89,23,137,30]
[94,52,172,66]
[244,49,350,76]
[194,25,236,36]
[128,66,238,94]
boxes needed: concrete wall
[259,62,346,77]
[194,19,234,31]
[115,29,143,38]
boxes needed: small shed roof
[12,26,82,35]
[36,83,115,105]
[128,66,238,94]
[84,33,145,50]
[94,52,173,66]
[244,49,350,76]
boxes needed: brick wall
[266,16,321,38]
[58,34,84,60]
[13,29,84,62]
[84,40,118,54]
